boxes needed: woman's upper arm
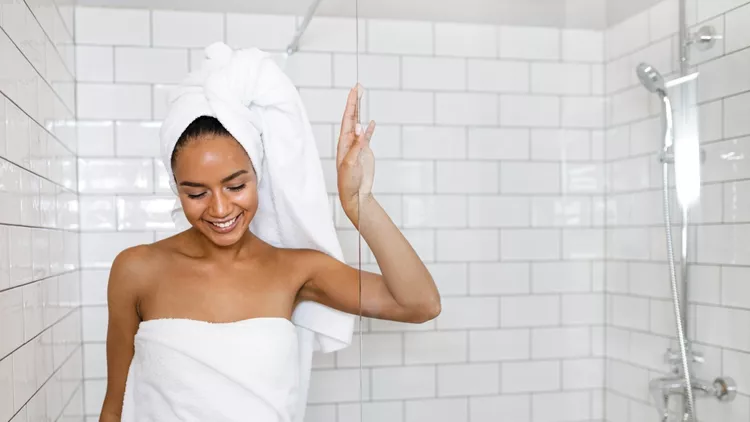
[100,247,145,420]
[295,250,419,323]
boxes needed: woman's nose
[209,191,230,217]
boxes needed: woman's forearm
[346,195,441,319]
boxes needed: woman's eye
[187,192,206,199]
[227,184,246,192]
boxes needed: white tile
[532,63,591,95]
[563,96,604,128]
[372,366,435,400]
[605,55,631,94]
[469,263,530,295]
[402,126,466,159]
[152,10,223,48]
[372,161,433,194]
[688,265,721,305]
[469,196,530,228]
[226,14,296,50]
[77,83,151,120]
[607,360,650,401]
[298,88,349,123]
[468,128,529,160]
[501,295,560,327]
[115,121,162,157]
[611,156,650,192]
[284,53,332,88]
[501,163,560,194]
[78,158,153,193]
[470,396,530,422]
[0,289,24,357]
[402,195,467,228]
[697,224,750,265]
[650,0,679,41]
[721,266,750,309]
[81,269,109,306]
[76,121,115,157]
[562,228,604,260]
[699,99,723,145]
[369,90,434,125]
[438,364,499,397]
[82,306,108,342]
[500,95,559,128]
[311,124,334,158]
[629,262,671,299]
[531,196,592,227]
[368,20,432,55]
[724,91,750,139]
[0,356,12,421]
[532,262,591,293]
[531,327,590,359]
[405,331,467,364]
[725,180,750,223]
[76,46,113,82]
[611,295,650,330]
[115,47,189,84]
[468,60,529,93]
[333,54,400,89]
[428,263,467,296]
[152,84,179,120]
[437,296,499,329]
[531,129,590,161]
[117,196,177,231]
[13,342,37,410]
[335,333,402,368]
[305,405,336,422]
[562,29,604,63]
[80,232,153,269]
[469,329,529,362]
[563,358,604,389]
[400,229,436,262]
[366,124,402,159]
[532,391,590,422]
[501,361,560,393]
[698,49,750,102]
[435,23,496,58]
[9,226,32,287]
[697,0,750,24]
[308,368,368,403]
[83,343,106,379]
[406,398,467,422]
[403,57,466,91]
[437,230,499,262]
[725,4,750,54]
[606,10,649,60]
[611,87,651,126]
[702,137,750,184]
[301,17,366,53]
[338,402,403,422]
[0,226,8,290]
[498,26,559,60]
[436,93,498,126]
[437,162,498,193]
[154,159,173,193]
[75,7,149,46]
[31,229,50,280]
[500,229,560,261]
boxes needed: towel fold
[151,41,354,422]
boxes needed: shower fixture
[636,62,736,422]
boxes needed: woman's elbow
[410,296,441,323]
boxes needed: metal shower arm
[286,0,324,55]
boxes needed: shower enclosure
[1,0,750,421]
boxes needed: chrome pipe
[286,0,324,55]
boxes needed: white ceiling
[76,0,666,29]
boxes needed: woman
[99,44,440,422]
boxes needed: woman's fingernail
[355,123,362,135]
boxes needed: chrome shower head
[636,62,666,95]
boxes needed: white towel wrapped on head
[121,41,355,422]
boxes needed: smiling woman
[97,44,440,422]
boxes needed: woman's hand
[337,84,376,221]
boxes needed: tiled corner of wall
[1,0,82,421]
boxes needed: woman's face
[172,133,258,247]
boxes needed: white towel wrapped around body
[121,42,354,422]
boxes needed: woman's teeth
[212,215,237,228]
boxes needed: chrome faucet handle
[665,348,704,366]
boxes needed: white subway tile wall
[1,0,82,421]
[603,0,750,420]
[66,1,750,421]
[71,6,609,422]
